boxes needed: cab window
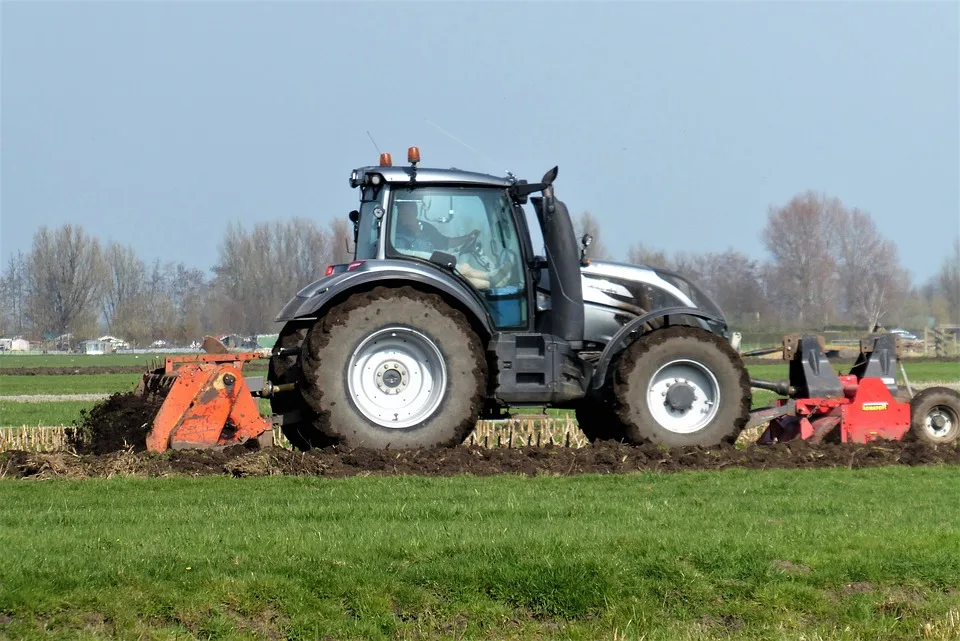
[386,186,528,328]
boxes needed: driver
[393,202,475,253]
[393,201,514,290]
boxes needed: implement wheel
[298,286,487,449]
[909,387,960,445]
[612,326,751,447]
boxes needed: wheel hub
[646,359,721,434]
[925,407,955,438]
[375,361,408,395]
[665,382,696,412]
[347,327,447,429]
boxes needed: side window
[386,187,528,329]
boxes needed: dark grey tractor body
[269,153,751,450]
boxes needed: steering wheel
[453,229,482,253]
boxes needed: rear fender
[275,261,494,338]
[590,306,727,390]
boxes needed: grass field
[0,400,99,427]
[1,468,958,640]
[0,353,185,368]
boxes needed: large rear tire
[909,386,960,445]
[298,285,487,449]
[612,326,751,447]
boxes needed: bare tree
[102,242,146,333]
[329,218,354,265]
[935,236,960,324]
[760,192,843,327]
[0,251,28,336]
[573,212,612,261]
[668,249,771,327]
[25,224,107,338]
[626,243,672,269]
[211,218,335,335]
[831,207,910,329]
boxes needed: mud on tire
[612,326,751,447]
[298,285,487,449]
[269,321,334,450]
[909,386,960,445]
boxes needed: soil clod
[65,391,155,455]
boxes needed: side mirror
[580,234,593,266]
[348,210,360,243]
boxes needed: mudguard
[275,259,494,337]
[589,306,727,390]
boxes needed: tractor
[264,147,752,450]
[136,147,960,452]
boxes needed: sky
[2,0,958,285]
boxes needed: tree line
[0,218,352,346]
[1,189,958,346]
[577,191,959,331]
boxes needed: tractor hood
[577,260,726,320]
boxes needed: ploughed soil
[1,392,958,480]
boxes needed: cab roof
[350,165,515,189]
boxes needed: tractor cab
[344,148,579,339]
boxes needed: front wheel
[612,326,751,447]
[298,285,487,449]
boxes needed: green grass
[745,360,959,383]
[0,468,958,639]
[0,401,97,426]
[0,353,181,368]
[0,374,141,396]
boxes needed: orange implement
[139,352,274,453]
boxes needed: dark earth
[2,392,958,480]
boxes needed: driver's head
[396,202,420,234]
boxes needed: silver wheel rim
[923,404,958,440]
[347,326,447,429]
[647,359,721,434]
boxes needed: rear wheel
[298,285,487,449]
[909,387,960,445]
[612,326,750,447]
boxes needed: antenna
[424,119,503,173]
[366,130,382,155]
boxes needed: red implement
[759,376,911,444]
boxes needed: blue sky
[2,0,957,284]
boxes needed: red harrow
[746,333,959,445]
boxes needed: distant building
[0,338,30,351]
[77,339,116,355]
